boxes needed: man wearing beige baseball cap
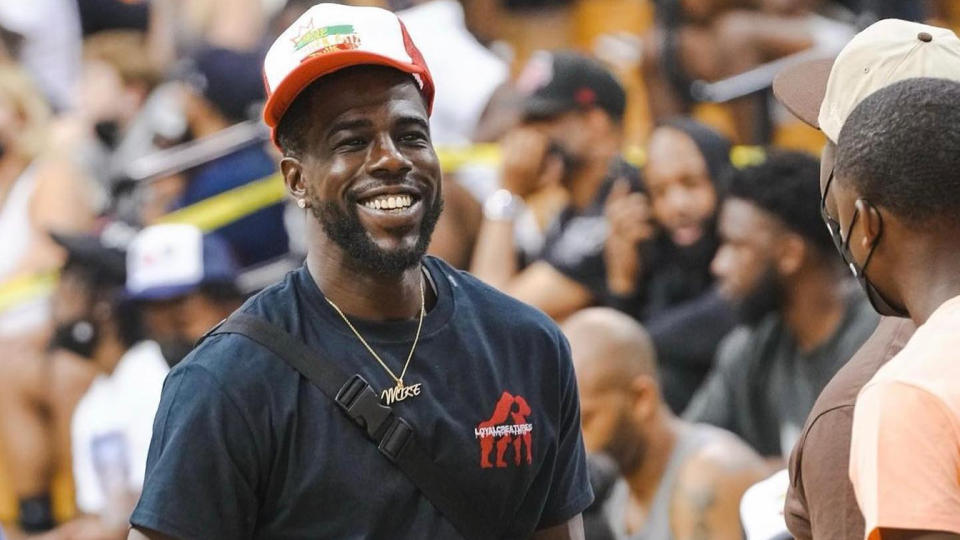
[772,18,960,540]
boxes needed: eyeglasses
[820,167,854,255]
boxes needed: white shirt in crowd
[398,0,508,146]
[71,341,169,516]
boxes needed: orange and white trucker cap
[262,3,435,143]
[773,19,960,142]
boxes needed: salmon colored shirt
[850,295,960,540]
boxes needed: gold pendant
[380,380,423,405]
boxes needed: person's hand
[604,179,655,296]
[499,127,563,199]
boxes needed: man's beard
[311,194,444,276]
[737,265,784,326]
[604,407,648,476]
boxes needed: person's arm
[671,436,768,540]
[14,159,96,276]
[532,515,585,540]
[502,261,594,321]
[603,180,655,297]
[470,126,562,290]
[426,174,482,269]
[850,382,960,539]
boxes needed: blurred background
[0,0,957,539]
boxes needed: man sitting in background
[470,51,640,320]
[685,151,876,459]
[563,308,766,539]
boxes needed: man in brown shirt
[772,18,960,539]
[782,317,913,539]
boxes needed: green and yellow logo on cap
[291,20,361,56]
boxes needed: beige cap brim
[772,57,835,130]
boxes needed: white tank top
[0,163,38,281]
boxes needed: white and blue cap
[126,224,239,301]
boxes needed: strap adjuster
[334,374,392,439]
[378,416,413,463]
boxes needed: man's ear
[280,156,307,200]
[776,232,807,276]
[856,199,882,251]
[629,375,660,421]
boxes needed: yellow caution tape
[730,146,768,169]
[437,143,763,171]
[0,269,58,314]
[0,143,767,314]
[157,173,287,232]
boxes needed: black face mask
[821,171,908,317]
[49,319,100,359]
[157,336,195,368]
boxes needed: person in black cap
[471,50,641,321]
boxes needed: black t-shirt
[130,256,593,539]
[541,159,642,300]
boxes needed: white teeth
[361,194,414,210]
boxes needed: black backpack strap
[203,312,496,540]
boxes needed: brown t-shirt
[783,317,915,540]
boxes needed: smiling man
[127,4,592,540]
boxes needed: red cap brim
[772,57,835,130]
[263,50,435,143]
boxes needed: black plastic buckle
[378,416,413,463]
[335,374,392,439]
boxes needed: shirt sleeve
[786,407,864,540]
[130,362,262,540]
[850,381,960,539]
[541,214,609,299]
[536,333,594,529]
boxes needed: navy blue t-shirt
[131,256,592,539]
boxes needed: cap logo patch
[575,87,596,106]
[291,19,361,59]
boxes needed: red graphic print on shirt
[476,391,533,468]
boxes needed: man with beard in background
[129,4,592,539]
[684,151,877,460]
[563,308,766,539]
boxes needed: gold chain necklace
[325,271,425,405]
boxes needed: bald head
[562,308,658,392]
